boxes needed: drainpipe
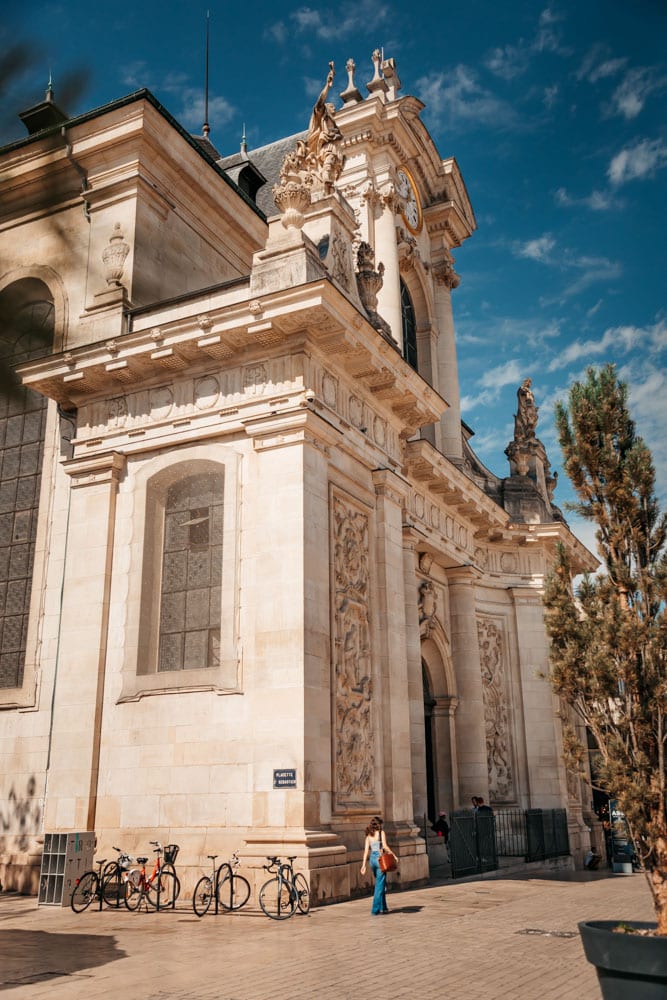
[61,125,91,221]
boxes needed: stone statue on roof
[514,377,538,444]
[306,62,345,194]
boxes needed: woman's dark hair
[365,816,383,836]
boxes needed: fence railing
[445,807,570,878]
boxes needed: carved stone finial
[101,222,130,287]
[367,49,388,95]
[340,58,363,105]
[381,57,402,100]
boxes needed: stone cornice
[18,277,445,440]
[404,438,509,537]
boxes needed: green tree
[543,364,667,933]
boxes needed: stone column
[432,254,463,462]
[43,451,125,832]
[433,695,459,814]
[447,566,488,807]
[374,186,403,349]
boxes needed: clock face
[396,167,422,235]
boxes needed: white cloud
[555,185,622,212]
[514,234,556,262]
[576,45,627,84]
[485,43,530,81]
[416,66,518,130]
[479,359,525,390]
[547,319,667,371]
[543,83,559,108]
[609,67,665,119]
[267,1,388,43]
[608,138,667,186]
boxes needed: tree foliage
[544,364,667,932]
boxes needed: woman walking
[360,816,398,915]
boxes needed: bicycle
[70,848,135,913]
[192,851,251,917]
[124,841,181,911]
[258,856,310,920]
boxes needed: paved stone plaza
[0,870,653,999]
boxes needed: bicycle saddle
[137,856,148,864]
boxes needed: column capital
[372,467,410,505]
[446,564,483,587]
[63,450,126,488]
[432,254,460,290]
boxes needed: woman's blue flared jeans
[370,855,388,914]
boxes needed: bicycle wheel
[259,876,297,920]
[124,878,144,911]
[293,872,310,914]
[218,872,251,910]
[192,875,214,917]
[145,871,180,910]
[101,867,126,907]
[71,871,99,913]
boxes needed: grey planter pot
[579,920,667,999]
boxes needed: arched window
[0,279,54,689]
[138,466,224,675]
[401,280,418,371]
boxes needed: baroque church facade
[0,52,597,900]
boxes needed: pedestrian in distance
[432,812,450,842]
[360,816,398,915]
[475,796,493,815]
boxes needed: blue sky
[3,1,666,555]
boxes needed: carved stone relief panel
[477,616,514,802]
[332,490,375,810]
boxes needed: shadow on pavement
[0,929,125,990]
[389,905,424,914]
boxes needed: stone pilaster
[43,450,125,832]
[447,566,488,807]
[372,470,426,880]
[509,586,565,807]
[402,537,427,824]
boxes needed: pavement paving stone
[0,870,655,999]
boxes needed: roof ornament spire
[240,123,247,156]
[202,10,210,138]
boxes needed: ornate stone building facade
[0,55,597,899]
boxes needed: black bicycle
[71,847,134,913]
[192,851,251,916]
[258,856,309,920]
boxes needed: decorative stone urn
[102,223,130,286]
[273,178,313,230]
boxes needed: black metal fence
[447,807,570,878]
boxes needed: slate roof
[218,131,307,218]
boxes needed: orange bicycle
[124,841,180,911]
